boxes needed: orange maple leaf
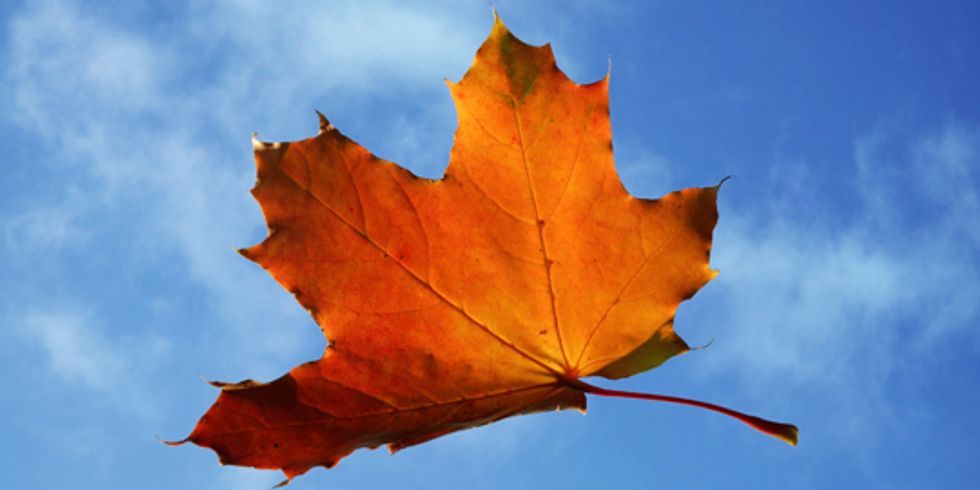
[172,15,797,483]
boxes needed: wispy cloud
[616,147,677,198]
[6,0,173,131]
[211,467,284,490]
[18,308,171,417]
[696,120,980,442]
[3,187,91,256]
[22,310,126,390]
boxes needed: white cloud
[22,310,124,390]
[616,147,677,198]
[910,124,980,247]
[193,0,482,91]
[211,468,284,490]
[695,121,980,440]
[18,308,171,417]
[7,0,173,131]
[3,187,90,255]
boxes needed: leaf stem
[563,377,798,446]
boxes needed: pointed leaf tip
[252,132,285,150]
[251,132,272,150]
[490,10,509,37]
[315,110,334,133]
[159,436,187,447]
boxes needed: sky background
[2,1,979,488]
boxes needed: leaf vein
[574,224,683,369]
[283,145,559,377]
[511,97,570,370]
[204,382,563,437]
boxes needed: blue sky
[2,1,979,488]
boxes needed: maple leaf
[171,15,797,484]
